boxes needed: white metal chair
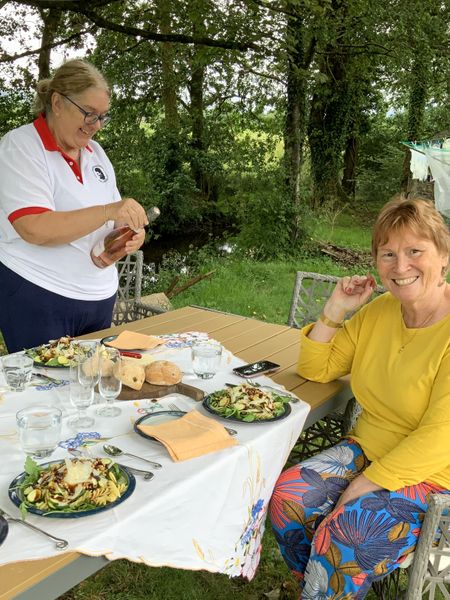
[287,271,450,599]
[112,251,167,325]
[405,493,450,599]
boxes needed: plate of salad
[8,456,135,518]
[203,383,291,423]
[25,336,93,368]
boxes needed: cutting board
[118,381,205,402]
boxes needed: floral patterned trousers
[269,439,449,600]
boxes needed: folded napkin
[105,331,166,351]
[137,411,238,461]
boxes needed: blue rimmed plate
[134,410,186,442]
[202,391,291,423]
[8,459,136,518]
[0,516,8,546]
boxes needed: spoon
[103,444,162,469]
[0,508,68,550]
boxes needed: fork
[32,372,67,385]
[246,379,299,403]
[168,403,238,436]
[0,507,69,549]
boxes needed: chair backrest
[287,271,385,328]
[112,251,143,325]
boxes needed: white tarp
[422,146,450,217]
[410,148,429,182]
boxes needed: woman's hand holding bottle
[91,201,160,268]
[108,197,149,230]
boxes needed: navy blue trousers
[0,261,116,353]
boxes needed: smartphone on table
[233,360,280,378]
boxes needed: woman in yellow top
[269,195,450,599]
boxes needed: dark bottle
[91,206,160,268]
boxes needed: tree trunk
[308,52,351,209]
[283,0,315,239]
[38,8,63,79]
[342,134,358,198]
[158,2,179,132]
[284,14,305,212]
[400,53,428,193]
[189,45,208,197]
[156,0,181,181]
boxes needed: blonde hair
[33,59,110,116]
[372,193,450,259]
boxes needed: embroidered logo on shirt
[92,165,108,182]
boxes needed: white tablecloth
[0,335,309,579]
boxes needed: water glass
[97,347,122,417]
[2,354,33,392]
[191,341,223,379]
[77,341,100,384]
[16,405,62,458]
[68,361,95,430]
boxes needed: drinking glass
[97,348,122,417]
[16,405,62,458]
[77,341,100,386]
[2,354,33,392]
[68,360,95,429]
[77,341,101,403]
[191,341,223,379]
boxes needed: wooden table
[0,306,351,600]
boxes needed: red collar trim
[33,113,93,153]
[34,113,57,151]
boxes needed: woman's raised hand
[111,197,149,231]
[325,274,376,321]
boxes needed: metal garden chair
[112,251,167,325]
[287,271,450,599]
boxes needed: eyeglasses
[60,93,111,126]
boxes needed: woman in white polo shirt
[0,59,148,353]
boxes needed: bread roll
[145,360,182,386]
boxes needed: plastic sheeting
[422,147,450,217]
[410,148,429,182]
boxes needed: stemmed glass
[97,347,122,417]
[77,341,101,402]
[68,358,95,430]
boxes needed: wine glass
[97,347,122,417]
[77,341,101,402]
[68,360,95,430]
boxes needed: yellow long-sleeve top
[298,292,450,491]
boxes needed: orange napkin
[105,331,165,351]
[137,411,238,461]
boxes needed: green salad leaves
[207,383,290,422]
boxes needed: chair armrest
[406,493,450,597]
[133,300,167,318]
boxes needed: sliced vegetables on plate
[26,336,93,367]
[203,383,291,423]
[8,456,135,518]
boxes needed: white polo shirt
[0,114,120,300]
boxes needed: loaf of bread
[145,360,182,386]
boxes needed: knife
[119,351,142,358]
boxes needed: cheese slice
[64,459,93,485]
[105,331,165,351]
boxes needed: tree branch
[14,0,261,52]
[0,28,94,64]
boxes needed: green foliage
[0,89,32,137]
